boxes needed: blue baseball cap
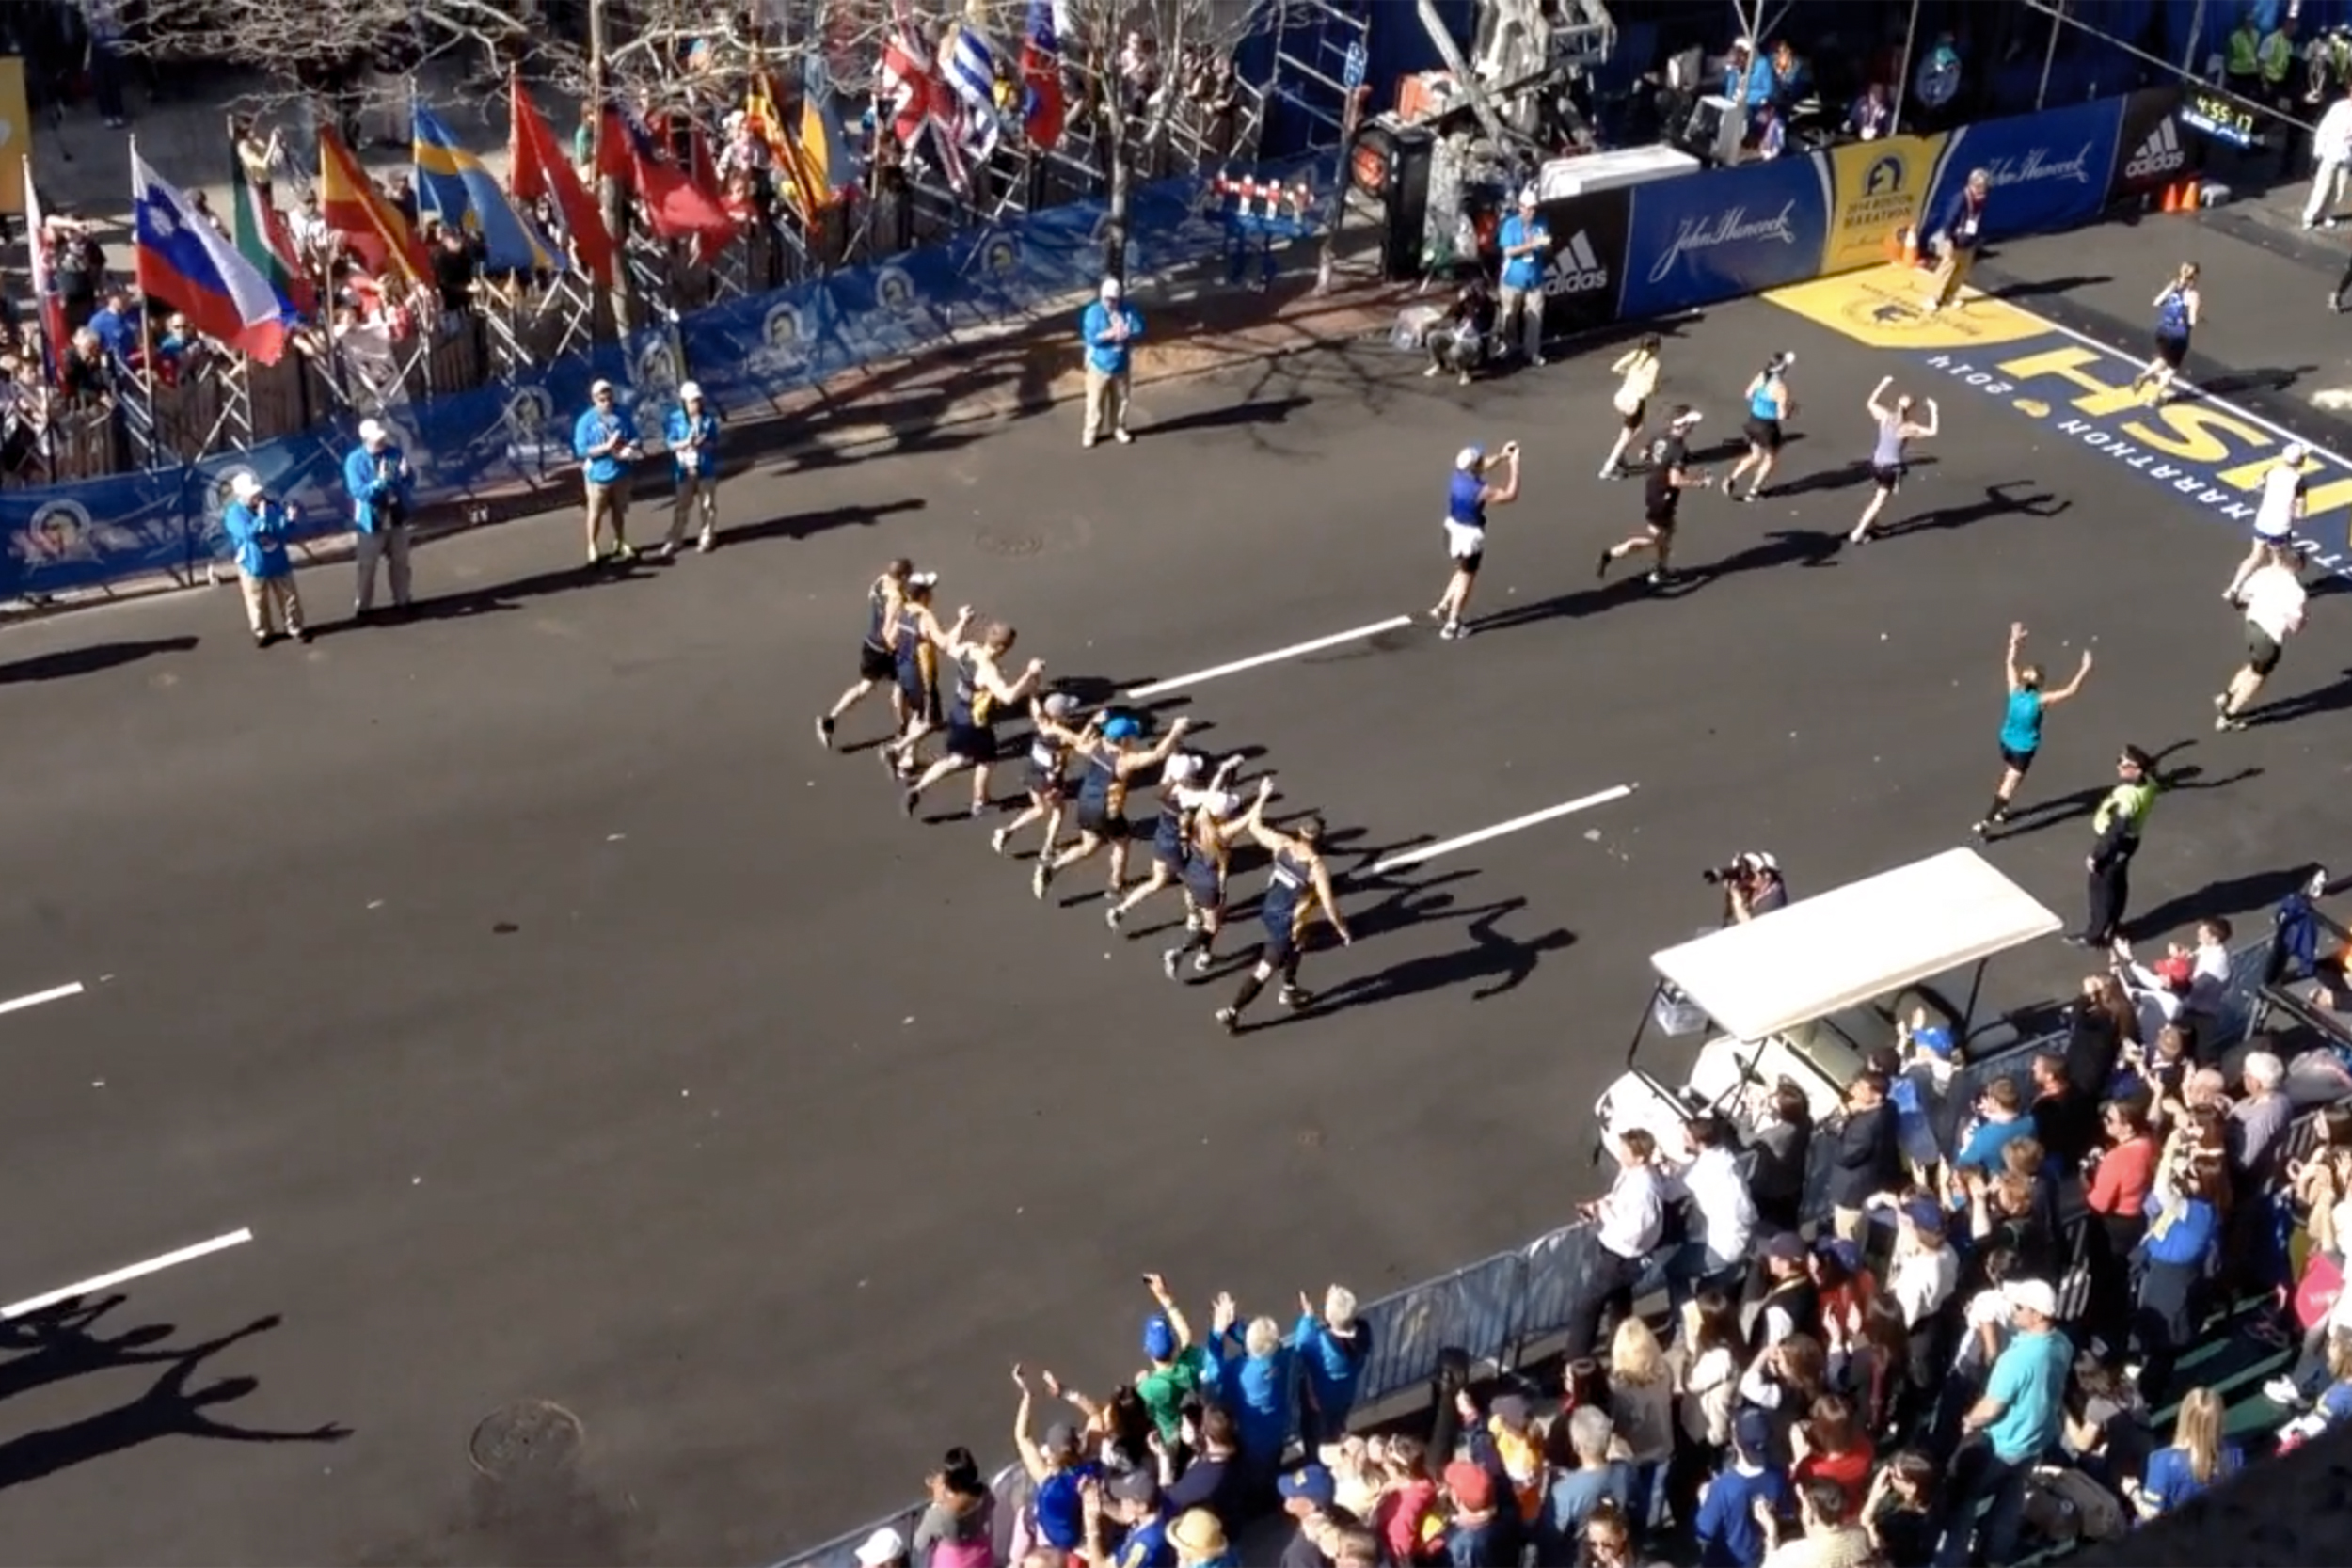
[1278,1465,1337,1509]
[1143,1314,1177,1361]
[1103,716,1143,742]
[1913,1024,1956,1057]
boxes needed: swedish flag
[412,101,559,274]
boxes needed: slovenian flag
[132,150,292,365]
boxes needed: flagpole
[128,135,160,474]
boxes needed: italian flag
[229,150,313,317]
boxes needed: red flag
[1020,0,1067,151]
[510,74,616,288]
[22,159,69,387]
[601,106,737,253]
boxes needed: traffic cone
[2161,182,2180,214]
[2182,178,2201,212]
[1885,227,1904,263]
[1904,225,1922,268]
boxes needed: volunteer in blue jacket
[1291,1284,1372,1448]
[222,471,310,648]
[660,380,722,558]
[1080,277,1144,449]
[1927,167,1991,314]
[572,377,642,566]
[344,417,416,618]
[1495,188,1551,366]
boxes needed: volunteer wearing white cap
[1429,439,1521,641]
[343,416,415,618]
[220,470,310,647]
[571,378,642,566]
[1495,186,1551,367]
[1079,276,1143,449]
[661,381,722,557]
[2226,443,2308,601]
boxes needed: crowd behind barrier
[773,932,2292,1568]
[0,167,1290,607]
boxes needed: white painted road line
[1124,616,1416,700]
[0,981,83,1016]
[1369,784,1638,875]
[1,1228,255,1320]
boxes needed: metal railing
[769,935,2288,1568]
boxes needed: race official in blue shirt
[1929,167,1992,314]
[1080,277,1144,449]
[660,380,722,558]
[1495,189,1551,366]
[572,377,642,565]
[222,471,310,648]
[344,416,415,618]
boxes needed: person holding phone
[343,416,415,618]
[572,378,644,566]
[1429,439,1521,641]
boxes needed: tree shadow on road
[721,496,929,548]
[0,1310,347,1493]
[0,636,199,683]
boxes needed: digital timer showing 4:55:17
[2181,89,2262,150]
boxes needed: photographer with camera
[1704,851,1787,926]
[344,418,416,619]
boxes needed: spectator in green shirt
[1136,1271,1214,1443]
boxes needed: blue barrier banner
[187,429,348,567]
[675,278,837,414]
[5,467,188,599]
[1620,154,1833,321]
[1926,97,2125,244]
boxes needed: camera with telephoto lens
[1701,854,1767,887]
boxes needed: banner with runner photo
[1619,155,1831,321]
[1922,97,2124,245]
[1819,133,1949,278]
[1533,184,1630,339]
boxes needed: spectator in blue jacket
[1722,38,1773,112]
[1494,188,1551,367]
[1080,277,1143,449]
[1928,167,1991,314]
[1694,1409,1789,1567]
[661,380,722,558]
[572,377,642,566]
[1209,1293,1295,1491]
[2135,1145,2223,1406]
[1292,1284,1371,1447]
[222,471,309,648]
[343,417,415,618]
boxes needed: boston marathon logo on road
[1646,201,1803,287]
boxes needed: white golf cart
[1595,847,2065,1152]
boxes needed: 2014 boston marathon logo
[874,262,920,315]
[977,231,1022,279]
[501,384,564,464]
[761,299,807,361]
[24,496,94,562]
[1822,137,1942,275]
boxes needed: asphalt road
[1,223,2349,1566]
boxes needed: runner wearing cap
[992,691,1086,856]
[221,470,310,648]
[1107,750,1239,930]
[343,415,415,618]
[1429,440,1522,641]
[572,377,642,566]
[1847,376,1939,546]
[661,381,722,557]
[1596,405,1708,587]
[2217,542,2310,731]
[1216,775,1353,1033]
[818,559,914,750]
[1724,351,1796,502]
[1034,714,1192,901]
[1495,187,1552,367]
[902,614,1046,819]
[2225,445,2309,601]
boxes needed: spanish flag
[318,125,429,285]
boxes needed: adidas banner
[2108,86,2190,207]
[1534,185,1631,338]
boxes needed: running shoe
[1032,863,1054,900]
[1215,1006,1241,1035]
[990,826,1010,855]
[1194,948,1214,973]
[1162,948,1182,980]
[2217,713,2247,733]
[612,542,640,562]
[901,788,920,818]
[698,529,716,554]
[1105,905,1125,931]
[817,715,835,750]
[1279,986,1312,1010]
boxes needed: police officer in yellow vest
[2263,15,2302,169]
[2226,14,2264,104]
[2073,745,2158,948]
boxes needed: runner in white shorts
[2226,444,2309,602]
[1430,440,1522,641]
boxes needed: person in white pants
[343,417,415,618]
[2307,84,2352,228]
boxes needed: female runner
[816,558,912,749]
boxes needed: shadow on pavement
[0,635,199,683]
[1142,392,1314,437]
[1988,273,2113,302]
[2128,863,2323,943]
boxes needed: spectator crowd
[815,914,2352,1568]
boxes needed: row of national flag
[33,8,1076,378]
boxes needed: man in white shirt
[1567,1127,1665,1357]
[2227,446,2307,600]
[1661,1114,1757,1306]
[2308,83,2352,228]
[2217,542,2309,731]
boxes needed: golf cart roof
[1650,848,2063,1042]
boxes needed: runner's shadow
[1880,482,2068,538]
[723,496,928,546]
[1769,454,1939,499]
[1992,744,2221,837]
[1685,529,1845,585]
[0,1313,348,1493]
[1684,430,1808,467]
[386,559,654,628]
[1987,274,2112,302]
[2187,365,2318,399]
[1463,575,1651,637]
[0,1295,183,1406]
[1273,895,1577,1024]
[1143,393,1313,436]
[2125,864,2325,942]
[2249,666,2352,726]
[0,636,198,683]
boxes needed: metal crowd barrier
[767,937,2282,1568]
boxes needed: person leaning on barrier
[344,417,415,619]
[1567,1127,1667,1359]
[661,380,722,558]
[221,471,310,649]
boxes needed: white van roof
[1650,847,2063,1042]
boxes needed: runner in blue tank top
[992,691,1085,858]
[902,616,1046,820]
[880,573,947,779]
[817,558,914,749]
[1849,376,1940,545]
[1033,713,1192,902]
[1428,440,1521,641]
[2130,262,2200,407]
[1105,750,1240,931]
[1974,620,2093,835]
[1726,351,1797,502]
[1216,776,1353,1033]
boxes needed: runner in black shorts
[992,692,1085,857]
[902,617,1046,819]
[1726,352,1795,502]
[1597,405,1708,587]
[1033,713,1192,901]
[1600,335,1661,480]
[817,558,913,748]
[2129,262,2199,407]
[1849,376,1939,545]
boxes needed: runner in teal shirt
[1976,621,2091,836]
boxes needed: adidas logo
[1544,230,1612,295]
[2124,117,2186,179]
